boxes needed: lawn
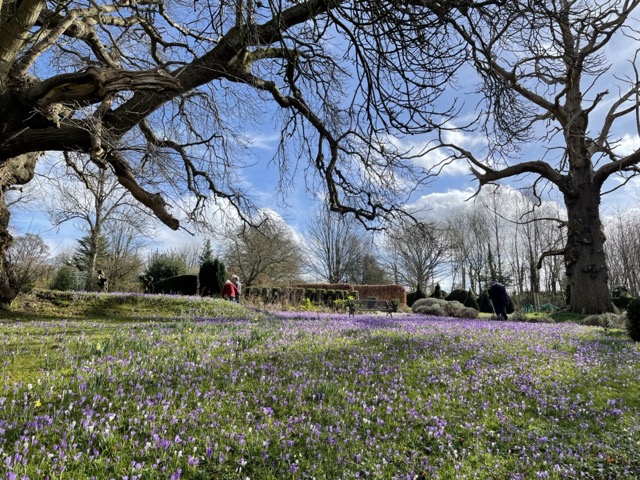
[1,295,639,479]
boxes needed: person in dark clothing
[97,269,108,292]
[488,279,510,320]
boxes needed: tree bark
[0,152,37,306]
[563,168,613,313]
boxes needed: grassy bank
[0,293,638,479]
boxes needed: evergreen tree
[199,259,215,297]
[199,239,214,265]
[212,258,227,296]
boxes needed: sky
[9,3,640,274]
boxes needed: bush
[199,260,216,297]
[414,304,446,317]
[612,285,633,310]
[625,298,640,341]
[583,313,625,329]
[407,285,426,307]
[212,259,226,296]
[153,275,198,296]
[429,283,447,299]
[50,267,76,291]
[143,252,188,284]
[411,297,477,319]
[198,258,226,297]
[445,289,480,310]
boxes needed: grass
[0,292,638,479]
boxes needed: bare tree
[449,208,493,293]
[385,220,449,292]
[605,207,640,296]
[6,233,51,292]
[432,1,640,312]
[304,206,366,284]
[223,213,302,286]
[35,154,152,290]
[102,221,146,292]
[0,0,490,305]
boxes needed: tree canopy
[0,0,488,304]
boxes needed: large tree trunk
[564,172,613,313]
[0,153,38,307]
[0,193,17,308]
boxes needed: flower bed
[1,313,638,479]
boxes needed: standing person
[488,279,511,320]
[221,279,238,302]
[231,275,242,303]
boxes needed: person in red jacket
[221,279,238,301]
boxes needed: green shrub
[429,284,447,299]
[212,258,226,296]
[625,297,640,341]
[445,289,480,310]
[477,290,493,313]
[272,287,281,303]
[390,299,400,312]
[407,285,426,307]
[143,252,187,284]
[153,275,198,296]
[199,260,216,297]
[50,267,76,291]
[612,286,633,310]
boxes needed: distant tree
[50,267,76,292]
[199,260,215,297]
[605,208,640,297]
[446,208,492,293]
[224,214,302,286]
[72,234,110,290]
[7,233,51,292]
[35,155,152,290]
[212,258,227,296]
[357,252,389,285]
[305,207,365,284]
[385,221,449,292]
[102,222,146,292]
[433,2,640,312]
[199,239,215,265]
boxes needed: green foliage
[625,297,640,342]
[72,234,110,272]
[445,289,480,310]
[477,290,493,313]
[306,288,317,302]
[390,299,400,312]
[50,267,78,291]
[153,275,198,296]
[198,260,216,297]
[299,298,314,311]
[143,251,188,284]
[212,258,226,296]
[429,283,447,299]
[612,285,633,310]
[407,284,426,307]
[199,239,215,265]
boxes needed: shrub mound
[412,297,478,319]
